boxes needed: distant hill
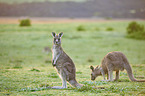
[0,0,88,4]
[0,0,145,18]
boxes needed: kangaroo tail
[122,54,145,82]
[125,63,145,82]
[135,79,145,82]
[68,79,83,88]
[125,63,137,81]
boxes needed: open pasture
[0,18,145,96]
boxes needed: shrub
[30,68,40,72]
[127,21,144,34]
[126,21,145,40]
[19,19,31,26]
[106,27,114,31]
[76,25,86,31]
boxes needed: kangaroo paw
[52,64,56,67]
[52,61,56,67]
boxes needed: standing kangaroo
[51,32,83,89]
[90,51,145,82]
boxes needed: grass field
[0,18,145,96]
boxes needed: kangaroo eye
[58,38,60,41]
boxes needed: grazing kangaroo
[90,51,145,82]
[51,32,83,89]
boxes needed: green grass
[0,20,145,96]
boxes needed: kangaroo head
[52,32,63,45]
[90,65,100,81]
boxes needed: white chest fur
[52,46,61,64]
[52,48,59,59]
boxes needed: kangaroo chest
[53,48,60,59]
[52,46,62,66]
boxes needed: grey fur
[90,51,145,82]
[51,32,83,89]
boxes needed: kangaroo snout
[91,78,95,81]
[55,39,59,43]
[55,41,60,45]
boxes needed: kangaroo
[90,51,145,82]
[51,32,83,89]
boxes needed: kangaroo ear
[59,32,63,38]
[96,65,99,68]
[52,32,56,37]
[90,66,94,71]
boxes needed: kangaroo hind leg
[114,70,119,81]
[60,70,67,88]
[51,77,67,89]
[51,70,67,89]
[62,76,67,88]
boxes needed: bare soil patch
[0,17,144,24]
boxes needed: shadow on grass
[116,79,130,82]
[30,68,40,72]
[19,83,105,93]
